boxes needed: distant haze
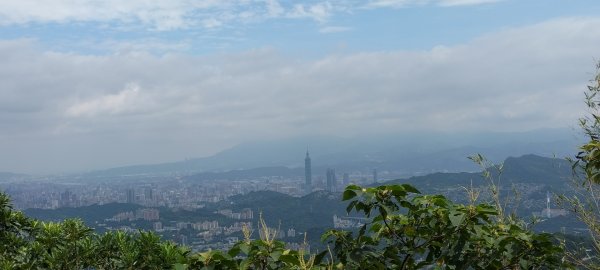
[0,1,598,173]
[87,128,580,177]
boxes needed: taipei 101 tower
[305,150,312,194]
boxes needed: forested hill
[217,190,348,232]
[383,154,571,188]
[24,203,142,223]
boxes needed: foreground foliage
[0,194,189,269]
[1,182,566,269]
[559,62,600,268]
[327,184,563,269]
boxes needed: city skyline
[305,150,312,194]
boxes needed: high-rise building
[305,150,312,194]
[60,190,73,207]
[153,221,163,231]
[144,187,153,202]
[126,189,135,204]
[546,191,551,219]
[326,168,337,192]
[373,169,378,183]
[180,235,188,246]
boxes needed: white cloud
[66,83,142,117]
[319,26,352,33]
[265,0,285,17]
[287,2,333,23]
[0,17,598,172]
[0,0,203,30]
[366,0,503,8]
[95,39,192,55]
[0,0,338,30]
[0,0,504,31]
[438,0,502,6]
[201,18,223,28]
[366,0,420,8]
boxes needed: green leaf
[449,213,465,227]
[173,263,188,270]
[346,184,362,190]
[401,184,421,194]
[346,200,358,214]
[278,254,299,265]
[270,250,282,261]
[239,259,251,270]
[238,243,250,254]
[343,190,357,201]
[314,250,328,264]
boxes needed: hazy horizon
[0,1,599,173]
[0,127,581,175]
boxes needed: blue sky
[2,0,599,55]
[1,0,600,173]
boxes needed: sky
[1,0,600,173]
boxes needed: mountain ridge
[82,129,578,178]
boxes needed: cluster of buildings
[5,169,380,211]
[4,150,385,211]
[216,208,254,220]
[106,208,160,222]
[534,191,568,218]
[101,210,306,252]
[332,214,367,229]
[304,150,378,193]
[1,177,296,210]
[258,226,298,240]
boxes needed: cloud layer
[367,0,502,8]
[0,0,337,30]
[0,17,596,173]
[0,0,503,30]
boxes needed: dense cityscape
[2,151,382,210]
[0,151,383,252]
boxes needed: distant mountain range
[386,154,572,188]
[185,166,304,181]
[84,128,580,177]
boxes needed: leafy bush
[559,63,600,268]
[326,184,564,269]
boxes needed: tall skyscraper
[144,187,153,202]
[326,168,337,192]
[305,150,312,194]
[546,191,551,219]
[126,188,135,204]
[60,190,73,207]
[373,169,378,183]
